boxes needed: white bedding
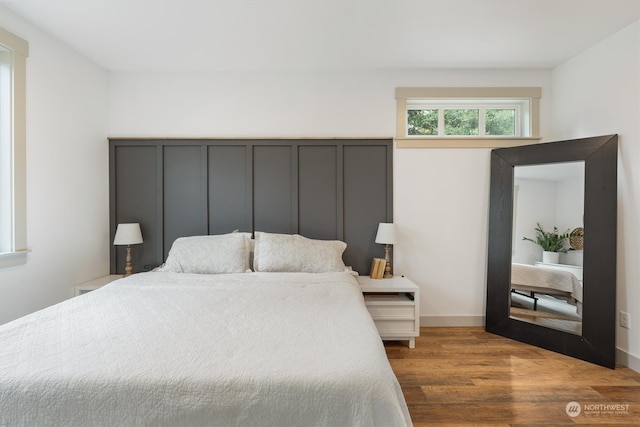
[511,263,582,302]
[0,272,411,427]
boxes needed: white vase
[542,251,560,264]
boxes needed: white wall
[512,179,558,265]
[0,6,110,324]
[551,20,640,369]
[556,173,584,233]
[109,69,398,138]
[110,68,553,327]
[512,169,584,266]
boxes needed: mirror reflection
[509,162,585,335]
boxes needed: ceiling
[1,0,638,72]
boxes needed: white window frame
[0,27,28,269]
[396,87,541,148]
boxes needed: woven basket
[570,227,584,250]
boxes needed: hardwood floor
[385,327,640,426]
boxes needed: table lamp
[375,222,397,278]
[113,223,143,277]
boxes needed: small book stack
[369,257,386,279]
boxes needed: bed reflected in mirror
[509,162,585,335]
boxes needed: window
[396,87,541,148]
[0,27,28,268]
[407,100,526,137]
[0,46,11,252]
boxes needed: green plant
[522,223,570,252]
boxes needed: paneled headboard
[109,138,393,275]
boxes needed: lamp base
[123,245,133,277]
[383,244,393,278]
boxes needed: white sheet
[0,272,412,427]
[511,263,582,302]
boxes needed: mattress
[0,272,412,426]
[511,263,582,302]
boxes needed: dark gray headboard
[109,139,393,275]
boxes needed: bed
[511,262,583,312]
[0,232,412,426]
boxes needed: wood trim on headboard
[109,138,393,275]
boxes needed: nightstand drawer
[373,319,416,334]
[366,304,415,318]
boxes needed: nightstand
[357,275,420,348]
[75,275,122,296]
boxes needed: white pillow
[160,233,250,274]
[253,231,347,273]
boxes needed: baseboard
[616,347,640,373]
[420,315,485,327]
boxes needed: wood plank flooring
[385,327,640,426]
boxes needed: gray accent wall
[109,139,393,275]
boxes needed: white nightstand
[357,275,420,348]
[75,275,122,296]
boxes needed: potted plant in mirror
[522,222,570,264]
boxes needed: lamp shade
[113,223,143,245]
[375,222,397,245]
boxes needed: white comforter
[0,272,411,427]
[511,263,582,302]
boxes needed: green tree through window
[444,109,478,136]
[407,109,438,135]
[407,106,519,137]
[485,109,515,136]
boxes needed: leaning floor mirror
[485,134,618,368]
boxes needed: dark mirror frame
[486,134,618,368]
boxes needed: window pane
[407,109,438,136]
[0,28,28,263]
[444,109,478,136]
[485,109,515,136]
[0,55,10,252]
